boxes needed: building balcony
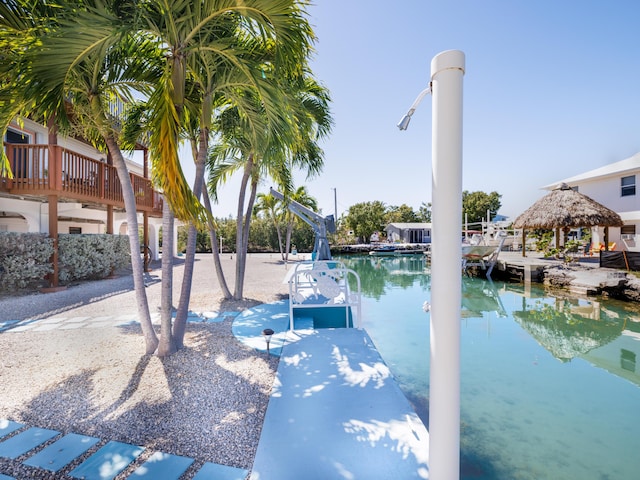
[1,143,162,216]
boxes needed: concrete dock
[250,328,430,480]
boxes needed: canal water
[338,254,640,480]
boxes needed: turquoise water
[338,255,640,480]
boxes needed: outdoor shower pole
[429,49,464,480]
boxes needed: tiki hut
[513,183,623,256]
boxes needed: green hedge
[58,234,130,283]
[0,233,131,290]
[0,232,54,290]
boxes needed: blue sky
[198,0,640,221]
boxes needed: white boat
[461,235,506,278]
[369,245,397,256]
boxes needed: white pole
[429,49,464,480]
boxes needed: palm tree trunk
[285,220,294,262]
[157,201,176,358]
[105,136,158,354]
[235,179,258,299]
[173,129,208,349]
[202,178,232,299]
[234,154,253,300]
[243,183,257,255]
[276,221,285,261]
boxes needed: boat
[461,235,506,278]
[369,245,397,256]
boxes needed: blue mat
[0,427,59,459]
[192,462,248,480]
[69,440,144,480]
[23,433,100,472]
[131,451,194,479]
[0,420,23,439]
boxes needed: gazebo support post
[521,229,526,257]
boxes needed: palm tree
[254,192,285,259]
[208,74,332,299]
[133,0,316,347]
[1,0,326,352]
[0,0,161,354]
[283,186,318,261]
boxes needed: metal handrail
[287,260,362,331]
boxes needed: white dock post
[429,49,465,480]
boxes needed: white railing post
[429,49,465,480]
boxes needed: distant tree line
[339,190,502,244]
[177,217,315,254]
[178,189,503,251]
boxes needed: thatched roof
[513,183,623,229]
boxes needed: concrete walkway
[249,328,430,480]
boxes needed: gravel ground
[0,253,296,479]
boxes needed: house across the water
[545,151,640,250]
[385,222,432,244]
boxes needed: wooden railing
[1,143,162,215]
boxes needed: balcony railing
[1,143,162,215]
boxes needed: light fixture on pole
[262,328,274,353]
[397,85,432,131]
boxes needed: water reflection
[462,280,507,318]
[339,253,640,384]
[344,254,430,299]
[512,296,623,362]
[336,254,640,479]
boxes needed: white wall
[568,173,640,249]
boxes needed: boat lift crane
[269,188,335,260]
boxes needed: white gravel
[0,253,294,479]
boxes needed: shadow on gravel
[0,271,161,322]
[11,324,278,469]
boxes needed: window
[621,175,636,197]
[69,227,82,234]
[5,128,30,144]
[621,225,636,236]
[5,128,32,179]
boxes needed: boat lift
[269,187,335,260]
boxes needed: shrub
[0,233,54,290]
[58,234,130,283]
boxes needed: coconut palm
[283,186,318,261]
[0,0,161,354]
[134,0,316,348]
[254,192,285,259]
[208,74,332,299]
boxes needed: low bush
[0,232,54,290]
[0,233,131,290]
[58,234,130,283]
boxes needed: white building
[385,222,432,244]
[544,151,640,250]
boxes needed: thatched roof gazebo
[513,183,623,256]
